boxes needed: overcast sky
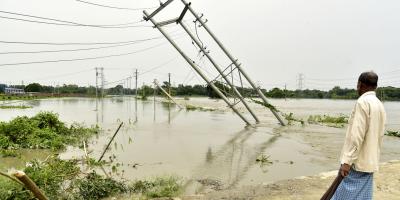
[1,0,399,90]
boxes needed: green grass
[0,112,99,151]
[0,157,182,200]
[130,176,182,198]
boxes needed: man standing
[331,71,386,200]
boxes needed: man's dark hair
[358,71,378,88]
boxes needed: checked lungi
[331,168,373,200]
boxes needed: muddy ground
[175,160,400,200]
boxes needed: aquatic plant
[256,154,273,164]
[0,112,99,151]
[251,99,278,112]
[282,112,305,126]
[307,114,348,128]
[386,130,400,137]
[185,104,216,112]
[0,105,32,109]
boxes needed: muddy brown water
[0,97,399,194]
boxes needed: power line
[0,36,165,54]
[0,10,144,27]
[0,28,183,46]
[104,57,177,87]
[75,0,157,11]
[0,38,157,46]
[0,42,169,67]
[0,15,151,29]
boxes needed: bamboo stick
[12,171,49,200]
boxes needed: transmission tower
[297,73,304,90]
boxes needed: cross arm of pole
[144,0,174,21]
[154,17,179,27]
[176,2,191,23]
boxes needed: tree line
[2,83,400,101]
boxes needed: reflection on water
[0,97,399,193]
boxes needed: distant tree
[25,83,42,92]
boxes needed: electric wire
[0,36,165,54]
[104,57,177,87]
[0,10,145,27]
[0,28,182,46]
[75,0,157,11]
[0,41,169,67]
[0,15,151,29]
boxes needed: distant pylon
[298,73,304,90]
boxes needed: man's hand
[340,163,351,177]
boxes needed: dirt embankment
[178,160,400,200]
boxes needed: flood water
[0,97,399,193]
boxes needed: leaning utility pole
[154,79,182,109]
[144,10,252,126]
[143,0,285,126]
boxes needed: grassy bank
[0,157,182,199]
[0,112,98,154]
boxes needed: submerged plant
[308,114,348,128]
[185,104,216,112]
[386,130,400,137]
[256,154,273,164]
[0,105,32,109]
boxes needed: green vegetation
[264,86,400,101]
[0,105,32,109]
[256,154,273,165]
[0,157,182,200]
[251,99,278,112]
[0,112,99,151]
[386,130,400,137]
[4,82,400,101]
[0,95,42,101]
[185,104,216,112]
[0,149,21,158]
[308,114,348,128]
[131,176,182,198]
[282,112,305,125]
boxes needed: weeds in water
[308,114,348,128]
[256,154,273,164]
[386,130,400,137]
[283,112,305,126]
[0,105,32,109]
[185,104,216,112]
